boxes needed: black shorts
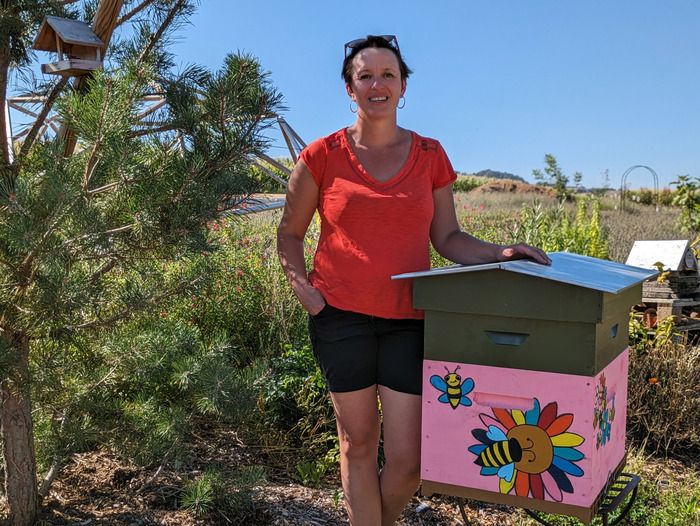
[308,304,424,395]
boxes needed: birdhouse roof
[392,252,658,294]
[625,239,696,271]
[33,16,104,52]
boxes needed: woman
[277,35,550,525]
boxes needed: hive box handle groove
[484,330,529,346]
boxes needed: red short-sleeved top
[300,128,456,319]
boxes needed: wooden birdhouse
[393,252,656,523]
[33,16,104,77]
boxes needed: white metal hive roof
[392,252,658,294]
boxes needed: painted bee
[470,422,554,484]
[430,366,474,409]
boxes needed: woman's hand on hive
[497,244,551,265]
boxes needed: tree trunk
[1,331,38,526]
[0,45,12,166]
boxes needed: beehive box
[394,252,656,523]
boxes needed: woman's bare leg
[330,385,382,525]
[377,386,422,525]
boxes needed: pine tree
[0,2,282,524]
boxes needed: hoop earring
[350,100,358,113]
[397,96,406,109]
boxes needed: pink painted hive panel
[421,350,628,508]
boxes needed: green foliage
[171,216,310,358]
[180,465,265,519]
[30,314,267,468]
[452,176,484,193]
[259,343,334,436]
[627,315,700,455]
[624,188,675,207]
[671,175,700,231]
[258,343,337,477]
[532,153,581,202]
[249,159,291,193]
[526,451,700,525]
[509,197,608,258]
[294,459,329,488]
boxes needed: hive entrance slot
[484,330,529,346]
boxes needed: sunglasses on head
[344,35,400,58]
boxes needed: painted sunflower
[468,398,585,502]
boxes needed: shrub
[509,197,609,258]
[257,343,337,472]
[453,176,484,193]
[672,175,700,232]
[627,316,700,456]
[180,465,265,520]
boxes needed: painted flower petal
[480,466,499,476]
[546,413,574,436]
[525,398,541,425]
[541,469,563,502]
[498,462,515,482]
[530,473,545,500]
[500,473,516,494]
[553,447,584,461]
[515,469,529,497]
[552,455,584,477]
[548,464,574,494]
[492,407,517,430]
[472,428,494,445]
[480,413,507,432]
[487,425,508,442]
[538,401,558,429]
[551,432,584,447]
[512,409,526,426]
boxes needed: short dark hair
[341,35,412,84]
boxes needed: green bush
[672,175,700,232]
[180,465,265,520]
[258,343,337,471]
[627,316,700,456]
[509,197,609,258]
[453,176,484,193]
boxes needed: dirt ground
[1,421,536,525]
[2,422,698,525]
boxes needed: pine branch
[63,223,137,248]
[66,275,203,332]
[137,0,188,66]
[88,258,117,283]
[18,78,69,162]
[117,0,158,26]
[129,123,177,137]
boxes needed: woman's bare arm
[276,160,326,315]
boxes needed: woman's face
[346,47,406,119]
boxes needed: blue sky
[14,1,699,189]
[168,0,699,189]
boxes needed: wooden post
[59,0,125,156]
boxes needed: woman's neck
[347,117,405,149]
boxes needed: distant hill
[474,169,527,183]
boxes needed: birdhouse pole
[58,0,125,157]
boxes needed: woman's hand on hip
[301,285,327,315]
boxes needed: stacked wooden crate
[626,240,700,320]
